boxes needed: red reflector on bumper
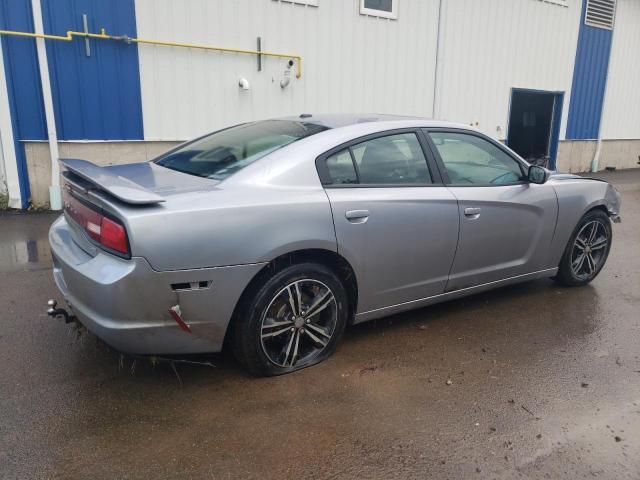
[169,305,192,333]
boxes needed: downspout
[432,0,444,119]
[0,81,7,199]
[591,118,604,173]
[0,126,7,198]
[590,65,610,173]
[31,0,61,210]
[590,4,618,173]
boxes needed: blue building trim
[0,0,48,207]
[41,0,144,140]
[565,0,614,140]
[0,0,143,206]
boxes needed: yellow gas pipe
[0,28,302,78]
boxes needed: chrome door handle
[464,207,481,218]
[345,210,370,223]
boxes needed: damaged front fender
[604,183,622,221]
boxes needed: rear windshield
[154,120,329,180]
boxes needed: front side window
[428,132,524,185]
[155,120,328,181]
[360,0,398,19]
[323,132,431,185]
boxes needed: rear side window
[326,150,358,184]
[323,132,432,186]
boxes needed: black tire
[555,209,612,287]
[232,262,349,376]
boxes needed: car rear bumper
[49,216,264,355]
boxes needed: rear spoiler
[60,158,165,205]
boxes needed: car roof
[276,113,472,130]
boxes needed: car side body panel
[122,184,337,271]
[354,267,558,323]
[326,186,459,314]
[445,183,559,291]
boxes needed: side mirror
[527,165,550,184]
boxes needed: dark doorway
[507,89,563,170]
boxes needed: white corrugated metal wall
[435,0,581,141]
[600,0,640,140]
[135,0,440,140]
[134,0,587,143]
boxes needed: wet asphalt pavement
[1,170,639,479]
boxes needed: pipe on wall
[432,0,445,120]
[0,28,303,79]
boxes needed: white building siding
[136,0,585,142]
[435,0,582,141]
[135,0,441,141]
[600,0,640,140]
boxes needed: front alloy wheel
[570,220,609,281]
[556,209,612,286]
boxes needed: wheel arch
[554,204,612,286]
[583,200,610,217]
[223,248,359,349]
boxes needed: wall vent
[585,0,616,30]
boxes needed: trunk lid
[61,158,218,203]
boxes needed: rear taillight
[63,190,130,256]
[99,216,129,254]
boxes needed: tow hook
[46,299,76,323]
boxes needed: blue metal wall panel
[41,0,143,140]
[0,1,47,140]
[0,0,46,207]
[566,0,614,140]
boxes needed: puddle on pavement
[0,238,52,273]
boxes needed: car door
[317,129,459,315]
[424,129,559,291]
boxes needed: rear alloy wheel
[556,210,612,286]
[233,263,348,376]
[261,279,338,368]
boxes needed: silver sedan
[48,115,621,375]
